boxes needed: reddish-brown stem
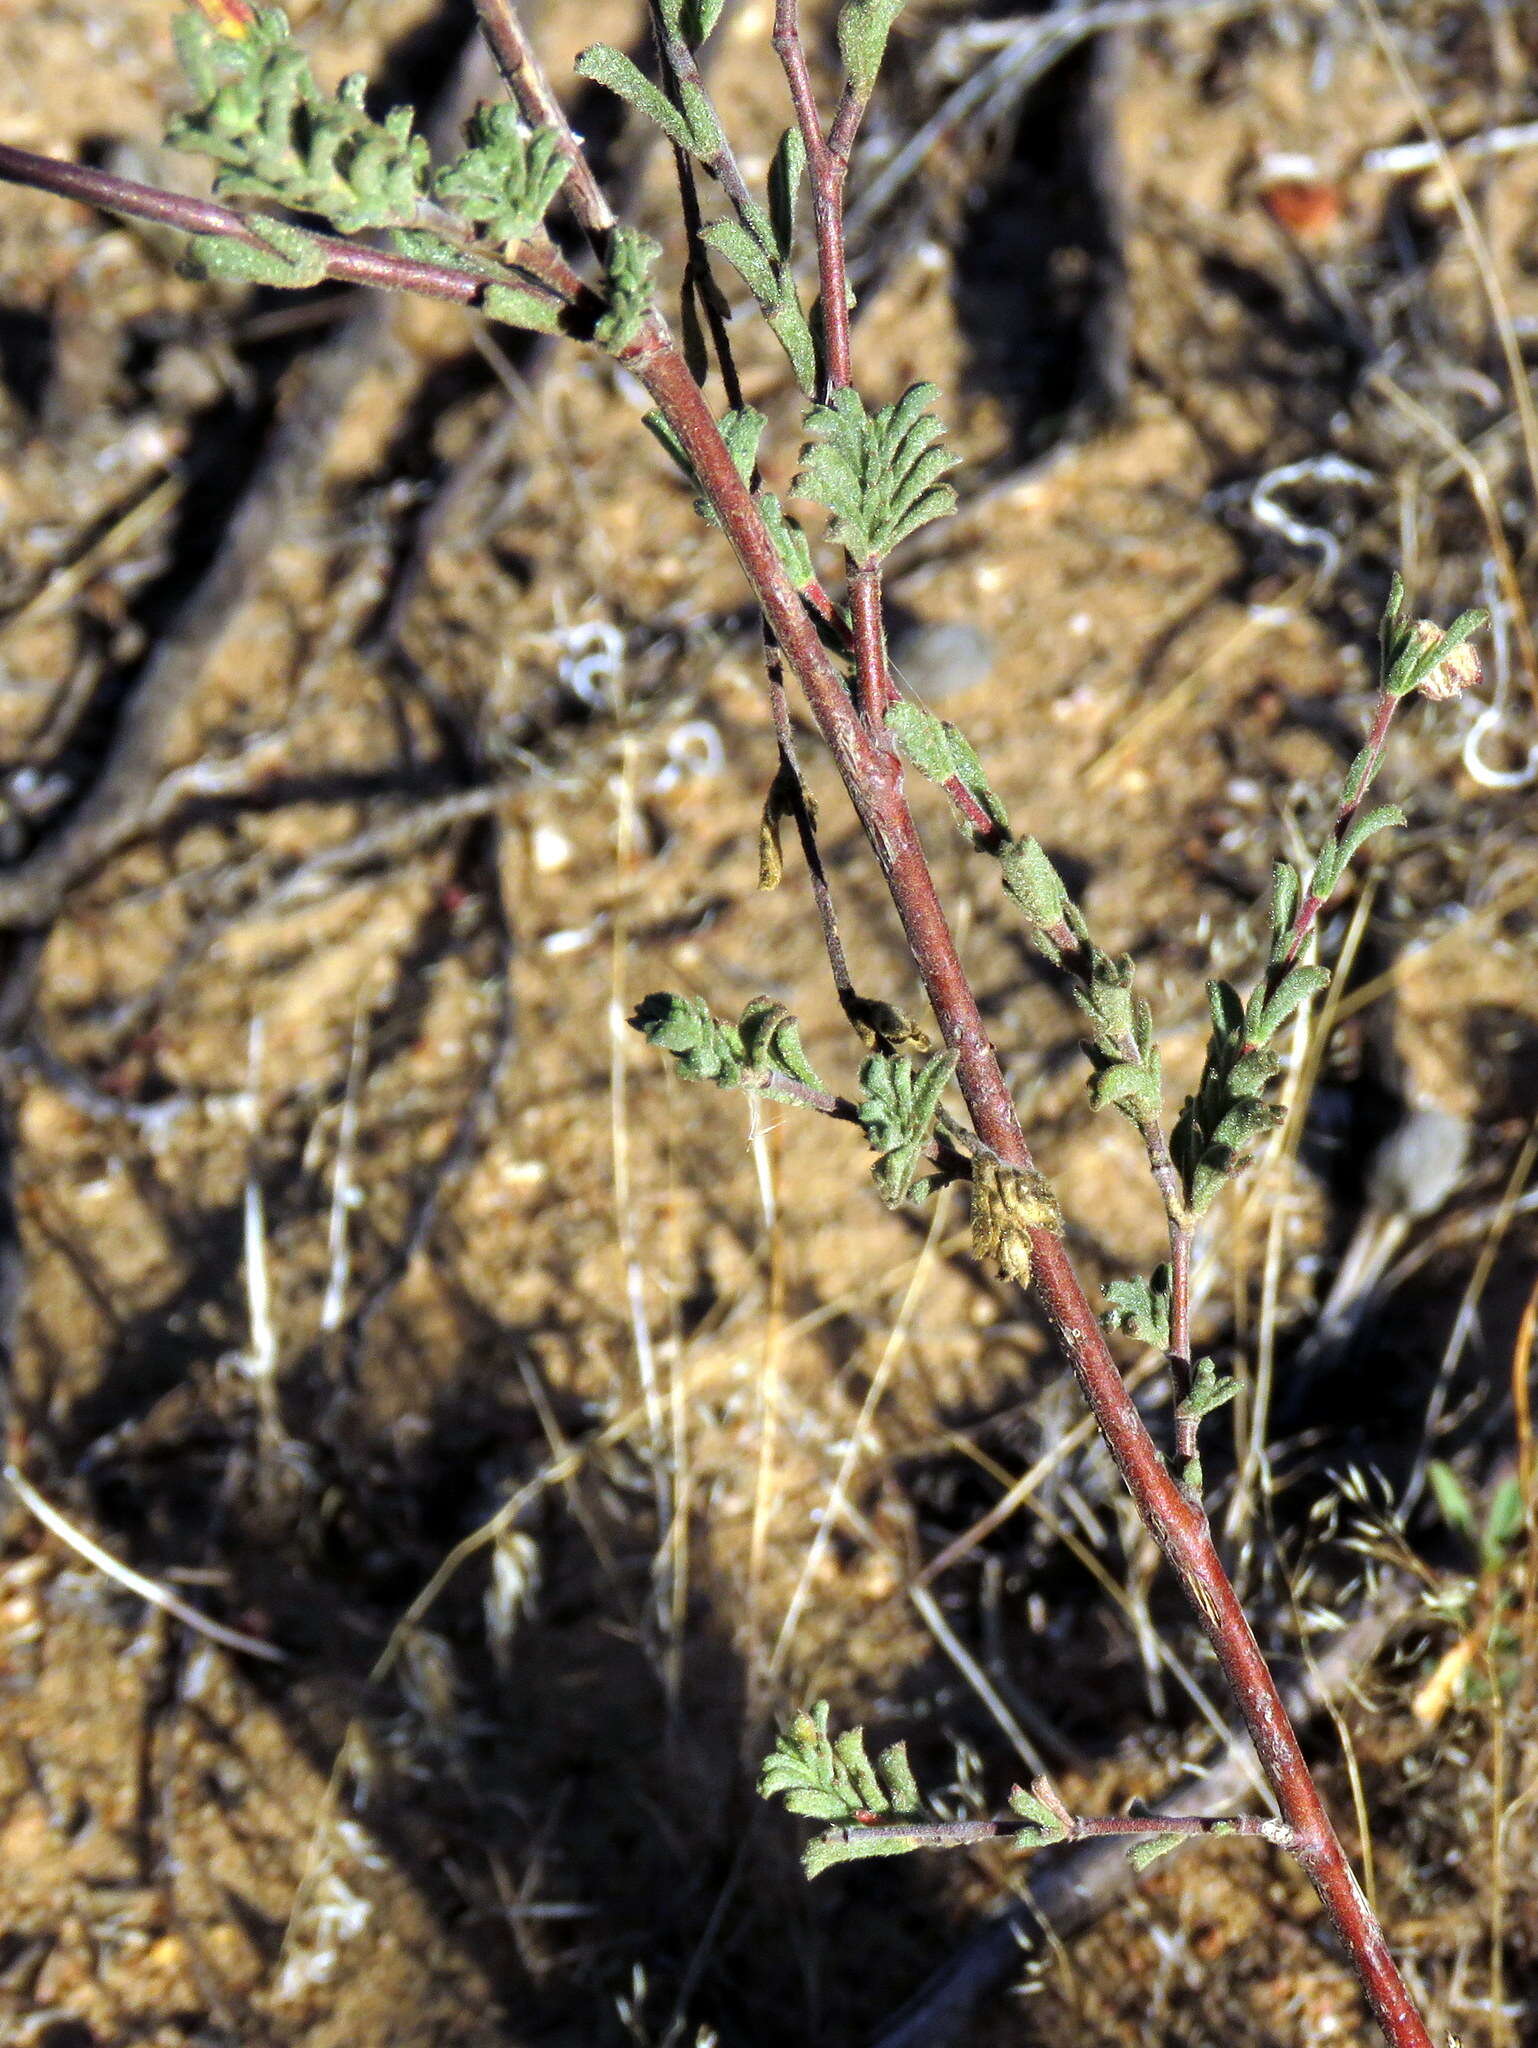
[471,0,617,238]
[1269,688,1399,993]
[848,562,897,726]
[0,87,1436,2048]
[0,141,589,312]
[1168,1222,1197,1469]
[771,0,854,394]
[838,1808,1296,1852]
[763,637,858,1012]
[624,336,1434,2048]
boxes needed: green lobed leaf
[434,104,567,244]
[1103,1266,1172,1350]
[857,1048,957,1207]
[793,383,958,562]
[168,9,430,230]
[594,224,660,352]
[630,991,745,1084]
[737,995,825,1095]
[1177,1356,1240,1421]
[802,1827,924,1879]
[185,213,329,287]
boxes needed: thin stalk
[0,141,588,311]
[0,59,1437,2044]
[622,331,1435,2048]
[1269,688,1398,989]
[471,0,617,237]
[829,1808,1296,1853]
[771,0,853,394]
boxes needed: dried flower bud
[1407,619,1482,700]
[190,0,256,36]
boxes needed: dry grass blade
[3,1461,286,1662]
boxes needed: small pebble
[888,618,998,701]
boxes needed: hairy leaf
[793,383,958,562]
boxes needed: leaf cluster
[169,6,429,230]
[794,384,959,563]
[433,102,567,246]
[1170,969,1322,1215]
[885,710,1165,1138]
[573,51,815,387]
[630,992,824,1100]
[856,1048,957,1206]
[758,1701,925,1878]
[1378,573,1488,700]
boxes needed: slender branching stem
[763,639,860,1012]
[471,0,617,238]
[770,0,853,396]
[834,1808,1297,1853]
[848,562,897,725]
[1269,687,1399,992]
[0,141,569,304]
[1168,1221,1198,1465]
[649,3,763,234]
[0,19,1439,2037]
[621,332,1435,2048]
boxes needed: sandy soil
[1,3,1536,2045]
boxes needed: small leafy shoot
[434,103,567,245]
[759,1702,928,1878]
[857,1049,957,1206]
[169,6,430,230]
[1178,1356,1240,1422]
[793,383,958,563]
[1007,1779,1072,1850]
[1103,1266,1173,1350]
[631,992,824,1101]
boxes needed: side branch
[0,142,508,305]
